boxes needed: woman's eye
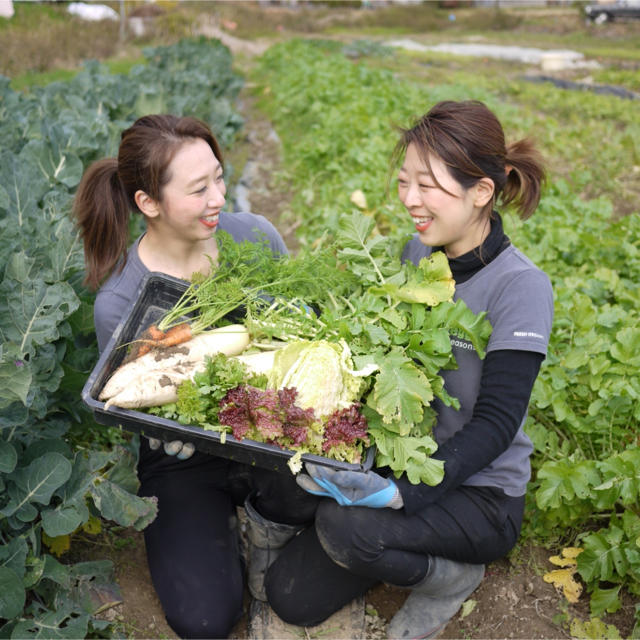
[216,174,224,183]
[195,186,207,194]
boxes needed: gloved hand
[296,463,403,509]
[147,437,195,460]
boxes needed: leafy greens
[151,211,492,486]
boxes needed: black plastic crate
[82,272,374,474]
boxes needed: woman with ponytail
[263,101,554,639]
[74,114,287,351]
[73,115,318,639]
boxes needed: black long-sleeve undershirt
[397,348,543,515]
[396,213,545,515]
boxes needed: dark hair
[73,114,224,290]
[392,100,545,220]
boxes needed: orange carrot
[146,324,166,341]
[156,322,193,349]
[132,324,167,357]
[124,322,194,362]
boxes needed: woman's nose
[208,186,225,207]
[402,183,421,208]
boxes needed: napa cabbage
[268,339,377,417]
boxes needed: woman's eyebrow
[185,173,210,188]
[399,168,432,177]
[185,164,223,188]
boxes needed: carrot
[156,322,192,349]
[128,322,193,360]
[146,324,166,341]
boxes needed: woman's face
[154,138,226,241]
[397,143,491,258]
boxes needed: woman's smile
[200,212,220,229]
[411,215,433,232]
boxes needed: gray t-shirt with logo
[402,237,554,496]
[94,212,287,354]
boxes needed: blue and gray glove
[296,463,403,509]
[147,437,195,460]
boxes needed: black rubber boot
[386,556,485,639]
[244,494,304,601]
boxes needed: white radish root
[100,324,250,401]
[103,364,200,410]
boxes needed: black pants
[137,439,316,639]
[265,485,524,627]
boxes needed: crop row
[252,39,640,623]
[0,38,244,636]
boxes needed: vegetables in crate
[123,213,493,484]
[267,339,377,417]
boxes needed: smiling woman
[135,137,227,277]
[72,114,287,352]
[265,100,555,640]
[71,113,297,639]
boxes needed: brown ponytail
[502,137,545,220]
[394,100,546,220]
[73,158,131,290]
[73,114,224,290]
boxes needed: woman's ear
[473,177,495,208]
[134,190,160,218]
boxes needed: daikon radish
[100,348,192,401]
[180,325,250,361]
[100,325,250,401]
[103,365,197,410]
[232,350,277,375]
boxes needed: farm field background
[1,1,639,638]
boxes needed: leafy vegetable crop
[253,38,640,626]
[147,214,492,486]
[0,37,244,636]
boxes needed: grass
[0,0,67,30]
[0,0,193,81]
[0,6,121,78]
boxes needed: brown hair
[392,100,545,220]
[73,114,224,290]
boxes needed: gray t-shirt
[94,211,287,354]
[402,237,554,496]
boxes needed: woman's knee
[165,596,243,639]
[315,501,381,571]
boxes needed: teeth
[414,217,431,224]
[203,213,219,221]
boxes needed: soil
[80,523,636,640]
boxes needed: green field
[1,2,639,637]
